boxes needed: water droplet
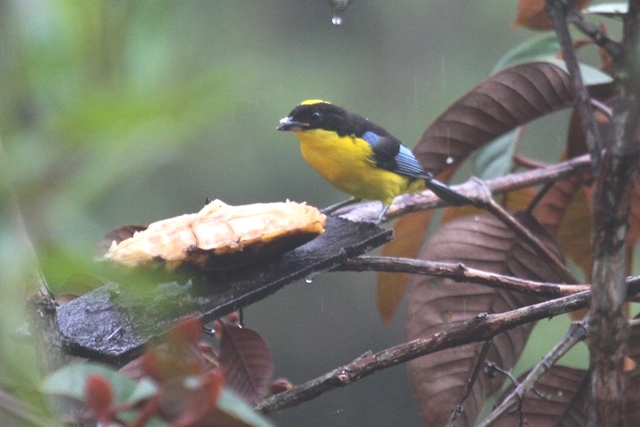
[328,0,352,26]
[305,275,315,284]
[446,156,455,165]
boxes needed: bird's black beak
[277,116,309,131]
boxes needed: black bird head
[277,100,367,136]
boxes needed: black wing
[361,130,430,178]
[361,130,472,206]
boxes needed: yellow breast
[292,129,424,205]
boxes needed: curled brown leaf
[406,212,564,426]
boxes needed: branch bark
[336,152,594,223]
[587,1,640,424]
[545,0,604,174]
[255,277,640,415]
[340,256,588,297]
[478,317,589,426]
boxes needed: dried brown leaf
[406,212,564,426]
[378,62,577,325]
[485,314,640,425]
[493,365,589,426]
[625,314,640,424]
[219,324,273,404]
[414,62,575,174]
[534,177,593,278]
[377,211,433,325]
[377,167,457,325]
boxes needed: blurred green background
[0,1,600,426]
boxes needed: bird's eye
[311,110,321,120]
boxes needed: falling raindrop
[446,155,455,164]
[238,308,244,328]
[328,0,353,26]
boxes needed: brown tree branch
[340,256,588,297]
[512,155,550,170]
[567,8,623,59]
[255,277,640,415]
[336,153,594,223]
[478,317,589,427]
[545,0,604,174]
[445,340,492,427]
[587,1,640,424]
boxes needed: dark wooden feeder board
[57,217,392,366]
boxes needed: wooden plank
[57,217,392,366]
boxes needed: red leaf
[219,324,273,403]
[84,374,113,422]
[161,371,224,427]
[512,0,591,31]
[167,317,203,346]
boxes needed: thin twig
[340,256,588,297]
[485,363,520,390]
[445,340,492,427]
[478,317,589,427]
[567,8,623,59]
[546,0,603,174]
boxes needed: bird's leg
[321,197,362,215]
[376,204,390,224]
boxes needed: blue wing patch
[361,131,381,146]
[361,130,429,178]
[395,144,429,177]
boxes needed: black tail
[424,178,473,206]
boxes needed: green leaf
[492,34,560,72]
[41,362,142,405]
[544,58,613,86]
[471,128,519,180]
[217,389,275,427]
[492,37,613,87]
[128,377,159,404]
[117,410,169,426]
